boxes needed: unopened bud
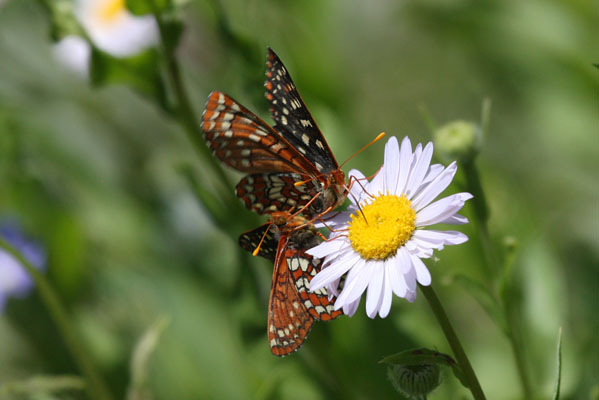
[387,364,441,399]
[434,120,481,163]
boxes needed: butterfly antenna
[294,178,312,187]
[348,191,368,225]
[253,221,274,256]
[339,132,385,169]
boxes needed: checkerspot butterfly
[238,212,342,356]
[202,48,346,219]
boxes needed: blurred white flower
[0,222,46,311]
[75,0,158,57]
[53,35,91,76]
[54,0,158,74]
[308,136,472,318]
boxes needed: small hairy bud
[387,364,441,399]
[434,120,481,163]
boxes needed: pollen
[98,0,125,23]
[348,194,416,260]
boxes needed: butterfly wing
[202,91,318,175]
[265,48,339,174]
[235,173,322,215]
[267,236,314,356]
[238,223,279,262]
[286,229,343,321]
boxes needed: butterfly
[238,212,342,356]
[202,48,347,219]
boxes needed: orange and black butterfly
[202,48,346,219]
[239,212,342,356]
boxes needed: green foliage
[451,274,508,336]
[0,0,597,398]
[125,0,170,16]
[90,48,166,106]
[552,328,562,400]
[39,0,84,41]
[0,375,85,399]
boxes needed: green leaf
[126,0,171,16]
[0,375,85,397]
[90,47,167,106]
[552,327,562,400]
[452,274,509,336]
[40,0,85,41]
[126,316,170,400]
[160,17,184,56]
[379,347,469,389]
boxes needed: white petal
[343,298,361,316]
[348,169,366,181]
[405,239,434,258]
[348,169,367,204]
[405,142,433,198]
[369,165,385,195]
[405,290,417,303]
[306,236,348,258]
[404,264,417,292]
[366,263,385,318]
[315,208,353,228]
[411,162,458,211]
[410,254,431,286]
[395,136,413,195]
[384,137,400,195]
[413,229,469,245]
[336,259,371,306]
[440,214,469,225]
[386,257,407,298]
[422,164,444,185]
[310,251,359,291]
[415,192,471,227]
[397,247,413,273]
[378,272,393,318]
[412,143,423,165]
[326,281,340,298]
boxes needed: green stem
[505,301,533,398]
[420,284,486,400]
[153,13,239,210]
[0,239,113,400]
[462,160,495,276]
[462,160,533,398]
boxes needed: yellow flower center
[348,194,416,260]
[98,0,126,23]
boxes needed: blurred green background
[0,0,597,398]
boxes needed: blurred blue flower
[0,222,46,311]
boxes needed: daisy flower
[308,136,472,318]
[54,0,158,74]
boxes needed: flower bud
[434,120,481,163]
[387,364,441,398]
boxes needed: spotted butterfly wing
[238,216,342,356]
[286,239,343,322]
[202,49,347,218]
[265,48,339,174]
[238,223,278,262]
[202,91,316,175]
[235,173,320,215]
